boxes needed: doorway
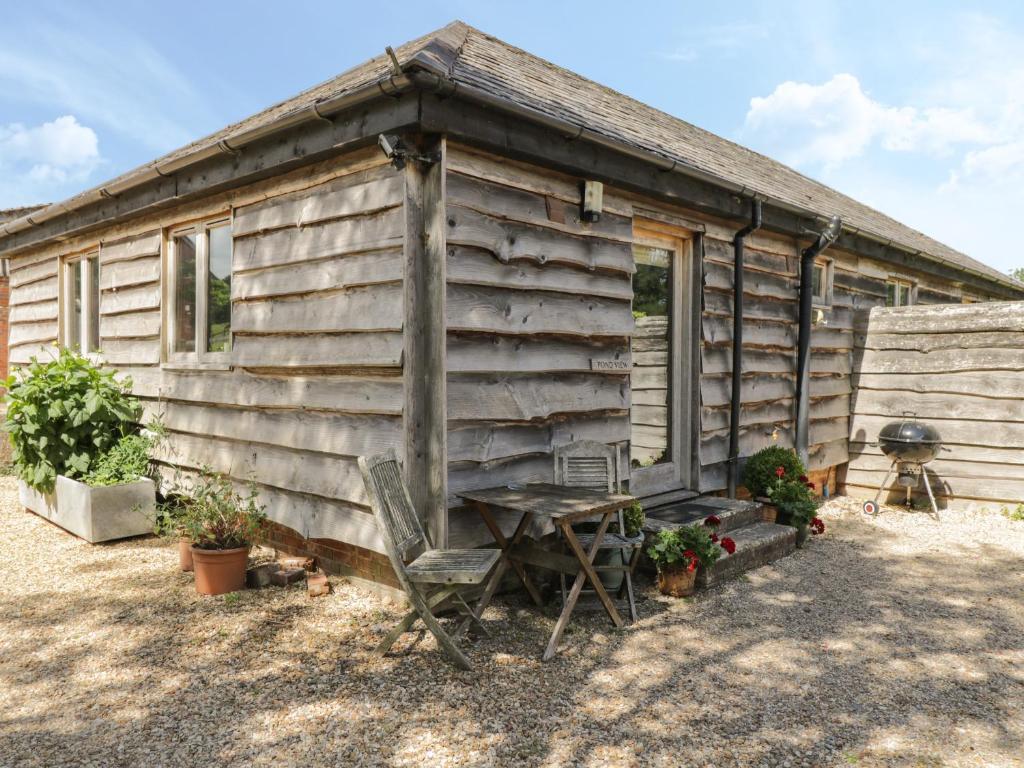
[629,220,697,496]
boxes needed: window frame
[886,277,915,308]
[164,215,233,369]
[810,256,834,307]
[60,249,101,354]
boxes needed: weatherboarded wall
[5,147,404,584]
[846,302,1024,510]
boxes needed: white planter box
[20,476,156,543]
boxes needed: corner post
[403,134,448,547]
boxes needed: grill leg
[920,469,940,519]
[873,462,897,511]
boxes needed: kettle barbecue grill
[872,413,943,516]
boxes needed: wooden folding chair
[554,440,642,622]
[358,449,500,671]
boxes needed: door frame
[628,219,701,496]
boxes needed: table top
[458,483,636,520]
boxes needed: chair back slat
[554,440,619,493]
[359,449,427,561]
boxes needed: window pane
[68,262,83,351]
[899,283,911,307]
[206,224,232,353]
[812,264,824,299]
[886,282,897,307]
[87,256,100,352]
[173,233,197,353]
[631,244,673,469]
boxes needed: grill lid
[878,419,941,445]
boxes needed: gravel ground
[0,476,1022,768]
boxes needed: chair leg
[406,587,473,671]
[374,586,459,657]
[452,593,489,639]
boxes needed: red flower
[710,533,719,543]
[798,474,809,483]
[806,481,816,490]
[704,514,721,527]
[775,466,785,478]
[811,517,826,535]
[687,559,698,572]
[720,537,737,555]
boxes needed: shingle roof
[4,21,1018,290]
[0,205,46,224]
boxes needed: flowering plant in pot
[646,521,736,597]
[180,470,266,595]
[767,467,824,546]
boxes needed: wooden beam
[403,134,449,547]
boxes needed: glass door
[629,222,694,496]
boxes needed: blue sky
[3,1,1023,273]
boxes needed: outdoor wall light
[581,180,604,223]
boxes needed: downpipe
[727,199,763,498]
[795,215,842,465]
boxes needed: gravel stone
[0,476,1021,767]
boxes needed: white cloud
[0,116,101,205]
[744,74,991,170]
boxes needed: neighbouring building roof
[1,21,1018,291]
[0,205,47,224]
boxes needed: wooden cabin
[2,22,1021,591]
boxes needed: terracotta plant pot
[191,546,250,596]
[178,537,194,572]
[657,564,698,597]
[795,525,810,548]
[760,503,778,524]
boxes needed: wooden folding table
[458,484,637,661]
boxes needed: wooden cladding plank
[703,291,796,323]
[155,430,370,506]
[98,338,160,365]
[448,373,627,421]
[233,207,403,272]
[123,367,403,414]
[446,204,634,274]
[447,334,629,374]
[449,414,629,465]
[851,371,1024,400]
[702,394,850,433]
[446,284,632,337]
[100,283,160,315]
[8,320,58,346]
[99,310,161,339]
[9,342,56,365]
[9,256,58,288]
[145,401,403,459]
[863,302,1024,335]
[702,347,851,375]
[848,445,1024,476]
[101,231,161,263]
[703,316,795,348]
[850,413,1024,449]
[233,249,402,300]
[702,373,849,407]
[854,347,1024,374]
[233,283,403,333]
[99,255,161,291]
[808,437,849,471]
[833,270,886,298]
[10,276,58,305]
[702,420,847,466]
[855,330,1024,353]
[231,332,403,368]
[9,299,58,323]
[851,388,1024,423]
[232,168,402,236]
[447,171,633,242]
[703,236,793,275]
[843,468,1024,505]
[704,259,795,300]
[447,245,633,300]
[851,439,1024,467]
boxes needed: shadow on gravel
[0,509,1021,768]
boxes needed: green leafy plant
[179,469,266,550]
[4,348,141,492]
[647,523,727,573]
[743,446,806,498]
[1002,504,1024,522]
[623,500,645,538]
[82,433,154,487]
[767,466,824,533]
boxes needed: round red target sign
[862,500,878,515]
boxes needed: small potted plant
[647,522,735,597]
[767,466,825,546]
[742,446,807,522]
[180,470,266,596]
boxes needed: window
[167,217,232,364]
[811,257,833,305]
[62,251,100,352]
[886,278,914,307]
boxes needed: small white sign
[590,358,632,371]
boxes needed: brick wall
[262,520,400,591]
